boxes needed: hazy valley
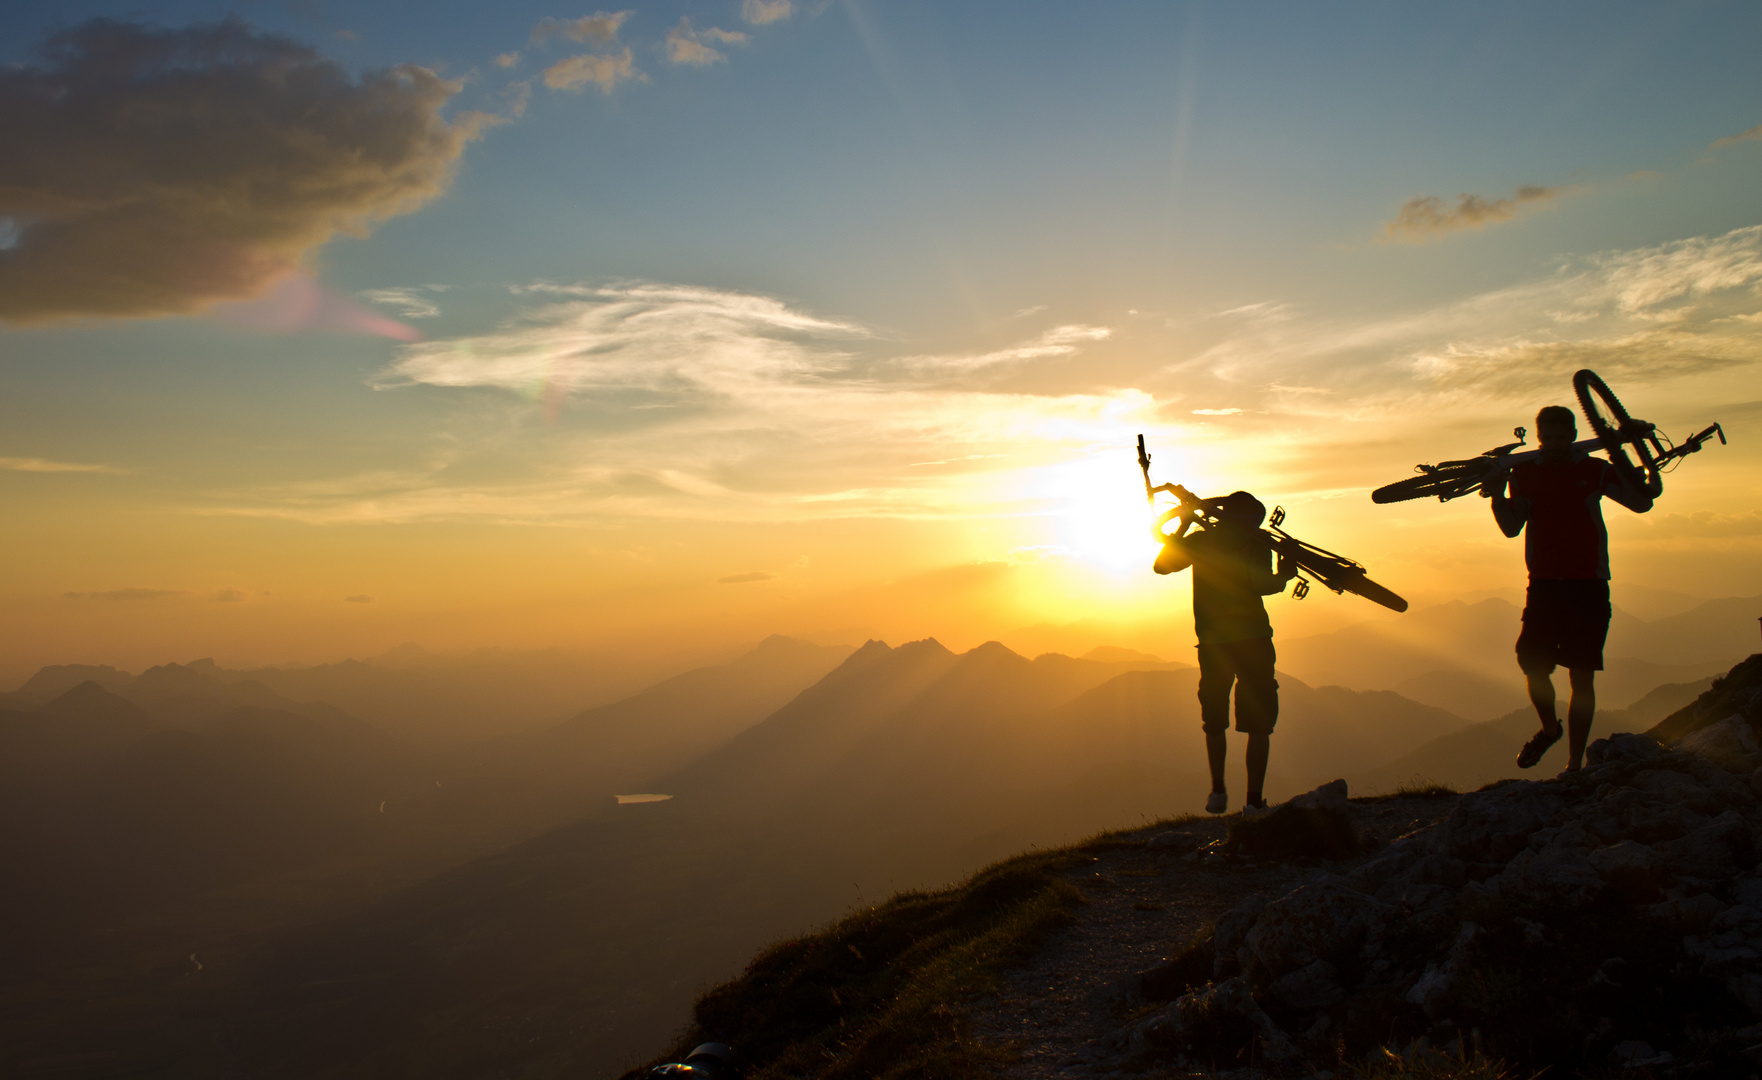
[2,595,1754,1077]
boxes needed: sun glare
[1032,452,1165,576]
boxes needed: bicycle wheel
[1371,463,1490,504]
[1338,572,1409,613]
[1573,368,1657,494]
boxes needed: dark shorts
[1516,578,1611,674]
[1197,637,1278,735]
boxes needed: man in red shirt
[1484,405,1658,773]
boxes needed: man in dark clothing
[1484,405,1658,773]
[1154,491,1297,814]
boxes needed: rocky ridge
[1104,654,1762,1075]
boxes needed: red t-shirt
[1509,456,1621,580]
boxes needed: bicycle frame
[1137,437,1408,612]
[1372,368,1726,505]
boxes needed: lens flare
[212,275,421,341]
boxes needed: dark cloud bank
[0,19,491,324]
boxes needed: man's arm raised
[1482,473,1528,537]
[1154,536,1193,575]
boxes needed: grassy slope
[619,831,1171,1080]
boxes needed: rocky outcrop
[1108,654,1762,1074]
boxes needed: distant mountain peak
[37,680,158,725]
[960,640,1026,663]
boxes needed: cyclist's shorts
[1516,578,1611,674]
[1197,637,1278,735]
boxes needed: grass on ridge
[622,820,1209,1080]
[1356,779,1460,802]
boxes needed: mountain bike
[1370,369,1725,504]
[1136,435,1409,612]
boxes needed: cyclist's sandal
[1516,727,1562,769]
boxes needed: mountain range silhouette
[0,595,1753,1077]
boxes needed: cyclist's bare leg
[1565,667,1596,771]
[1246,733,1270,807]
[1526,670,1563,739]
[1206,729,1227,793]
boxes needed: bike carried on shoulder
[1137,435,1409,612]
[1370,368,1725,505]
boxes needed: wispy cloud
[65,588,184,601]
[360,287,443,319]
[665,18,749,66]
[388,283,862,397]
[0,19,496,324]
[197,284,1140,525]
[1176,224,1762,412]
[214,226,1759,527]
[213,587,247,602]
[1710,124,1762,151]
[495,51,521,68]
[531,12,632,44]
[0,456,121,473]
[1382,184,1581,243]
[543,48,641,92]
[898,324,1112,373]
[742,0,794,25]
[718,572,774,584]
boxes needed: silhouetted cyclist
[1483,404,1658,773]
[1155,491,1297,814]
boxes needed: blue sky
[2,0,1758,673]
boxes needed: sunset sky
[3,1,1759,682]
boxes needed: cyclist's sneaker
[1204,790,1229,815]
[1516,727,1562,769]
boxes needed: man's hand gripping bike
[1371,368,1726,504]
[1136,435,1409,613]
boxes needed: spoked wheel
[1371,462,1493,504]
[1573,369,1660,495]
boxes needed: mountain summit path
[968,794,1459,1078]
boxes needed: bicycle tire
[1371,463,1491,504]
[1573,368,1655,494]
[1338,572,1409,613]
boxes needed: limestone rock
[1246,881,1396,977]
[1289,779,1349,813]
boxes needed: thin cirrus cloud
[387,282,865,399]
[543,49,642,92]
[1710,124,1762,150]
[197,285,1151,525]
[65,588,184,601]
[531,11,632,44]
[0,456,121,473]
[1179,224,1762,418]
[1381,184,1581,243]
[664,18,750,66]
[718,572,775,584]
[0,19,498,324]
[360,287,444,319]
[211,226,1762,528]
[742,0,794,25]
[895,324,1113,373]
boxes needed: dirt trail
[969,794,1458,1078]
